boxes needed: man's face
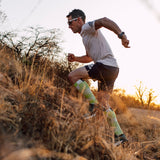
[67,16,81,33]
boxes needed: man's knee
[68,73,73,83]
[68,72,77,84]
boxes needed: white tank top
[80,21,118,68]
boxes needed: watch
[118,32,125,39]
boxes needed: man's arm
[95,17,130,48]
[68,52,93,63]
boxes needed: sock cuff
[105,108,112,113]
[74,79,83,87]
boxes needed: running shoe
[114,134,128,147]
[83,104,96,119]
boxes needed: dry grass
[0,47,160,160]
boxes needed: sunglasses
[68,17,81,25]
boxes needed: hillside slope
[0,48,160,160]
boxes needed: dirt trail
[128,107,160,125]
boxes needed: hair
[66,9,86,22]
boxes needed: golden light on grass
[147,116,160,122]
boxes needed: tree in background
[135,81,158,108]
[135,81,146,106]
[0,27,62,63]
[146,89,157,108]
[0,26,81,91]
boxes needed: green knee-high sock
[74,79,98,104]
[105,108,123,136]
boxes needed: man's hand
[68,53,93,63]
[121,35,130,48]
[68,53,76,62]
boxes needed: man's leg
[84,62,124,138]
[98,81,127,145]
[68,66,98,111]
[74,79,98,105]
[105,108,124,136]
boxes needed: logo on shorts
[88,64,94,70]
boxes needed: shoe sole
[84,113,96,119]
[114,140,123,146]
[114,140,128,147]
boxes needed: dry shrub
[109,93,127,113]
[122,95,141,108]
[134,141,160,160]
[17,86,118,159]
[0,47,22,86]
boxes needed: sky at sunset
[1,0,160,103]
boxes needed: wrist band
[118,32,125,39]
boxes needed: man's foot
[83,112,96,119]
[89,103,95,112]
[114,134,128,147]
[83,104,96,119]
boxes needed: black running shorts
[85,62,119,92]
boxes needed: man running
[66,9,130,146]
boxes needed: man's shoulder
[88,21,94,28]
[81,21,95,33]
